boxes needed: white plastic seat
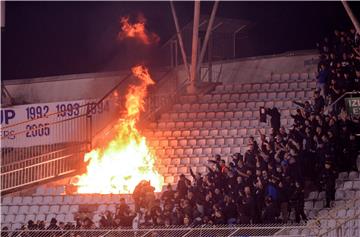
[345,190,355,199]
[22,196,32,205]
[304,201,313,209]
[49,205,60,213]
[25,214,35,223]
[243,84,252,91]
[193,148,202,156]
[318,191,325,200]
[39,205,50,214]
[28,205,39,214]
[46,213,56,222]
[1,205,9,214]
[300,73,309,80]
[32,196,43,205]
[353,181,360,190]
[2,197,12,205]
[43,196,53,204]
[65,213,74,222]
[314,200,324,209]
[290,73,299,80]
[8,206,19,214]
[63,195,74,204]
[12,223,22,230]
[270,83,279,90]
[349,171,359,179]
[5,214,15,223]
[59,205,70,213]
[336,209,347,218]
[12,197,22,205]
[335,190,345,200]
[15,214,25,223]
[56,214,66,222]
[267,92,276,100]
[338,172,349,180]
[18,206,29,215]
[261,84,270,91]
[69,205,79,213]
[289,82,298,90]
[35,214,45,221]
[344,181,353,190]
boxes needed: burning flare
[74,65,163,194]
[118,15,160,45]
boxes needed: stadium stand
[1,28,360,236]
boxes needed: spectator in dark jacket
[319,161,337,208]
[266,107,281,135]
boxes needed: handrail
[1,143,86,170]
[325,91,360,113]
[318,212,360,237]
[0,153,76,174]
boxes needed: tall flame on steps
[74,65,163,194]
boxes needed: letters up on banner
[0,99,115,148]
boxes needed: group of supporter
[316,28,360,114]
[2,29,360,235]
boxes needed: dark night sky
[2,1,359,80]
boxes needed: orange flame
[74,65,163,194]
[118,15,160,45]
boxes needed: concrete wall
[199,50,319,84]
[2,50,319,105]
[3,69,169,105]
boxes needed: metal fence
[2,220,358,237]
[0,224,315,237]
[0,143,87,193]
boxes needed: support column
[342,0,360,34]
[170,1,190,79]
[188,0,200,94]
[196,1,219,76]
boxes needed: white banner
[1,98,116,148]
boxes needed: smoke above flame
[74,65,163,194]
[118,15,160,45]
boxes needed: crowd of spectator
[316,28,360,114]
[2,29,360,236]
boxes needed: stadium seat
[2,196,12,205]
[15,214,25,223]
[12,197,22,205]
[39,205,50,214]
[22,196,32,205]
[49,205,60,213]
[25,214,35,223]
[56,214,66,222]
[290,73,300,80]
[1,205,9,214]
[5,214,15,223]
[18,205,29,215]
[349,171,359,179]
[32,196,43,205]
[8,206,19,215]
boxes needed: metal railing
[0,224,320,237]
[0,143,86,193]
[325,91,360,115]
[318,213,360,237]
